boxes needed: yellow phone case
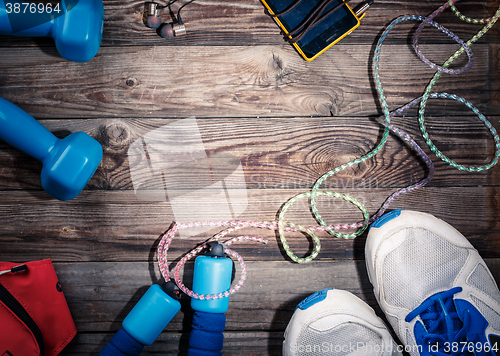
[261,0,360,61]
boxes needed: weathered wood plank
[104,0,500,46]
[0,0,498,49]
[491,43,500,90]
[97,0,500,47]
[0,187,499,262]
[0,116,498,191]
[0,43,497,118]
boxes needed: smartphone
[261,0,360,61]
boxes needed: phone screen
[263,0,359,60]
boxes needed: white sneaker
[283,288,403,355]
[365,209,500,355]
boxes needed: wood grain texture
[0,186,499,262]
[0,43,497,118]
[0,116,498,191]
[0,0,498,48]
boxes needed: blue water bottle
[188,242,233,356]
[100,281,181,356]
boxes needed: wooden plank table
[1,0,499,354]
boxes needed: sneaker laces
[405,287,480,356]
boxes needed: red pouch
[0,259,77,356]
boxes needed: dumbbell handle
[0,97,58,162]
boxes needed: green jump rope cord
[278,1,500,263]
[419,2,500,173]
[450,2,492,24]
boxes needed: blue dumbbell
[0,0,104,62]
[0,97,103,200]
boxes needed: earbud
[159,23,174,39]
[160,22,186,39]
[145,2,187,39]
[147,15,162,29]
[146,3,162,29]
